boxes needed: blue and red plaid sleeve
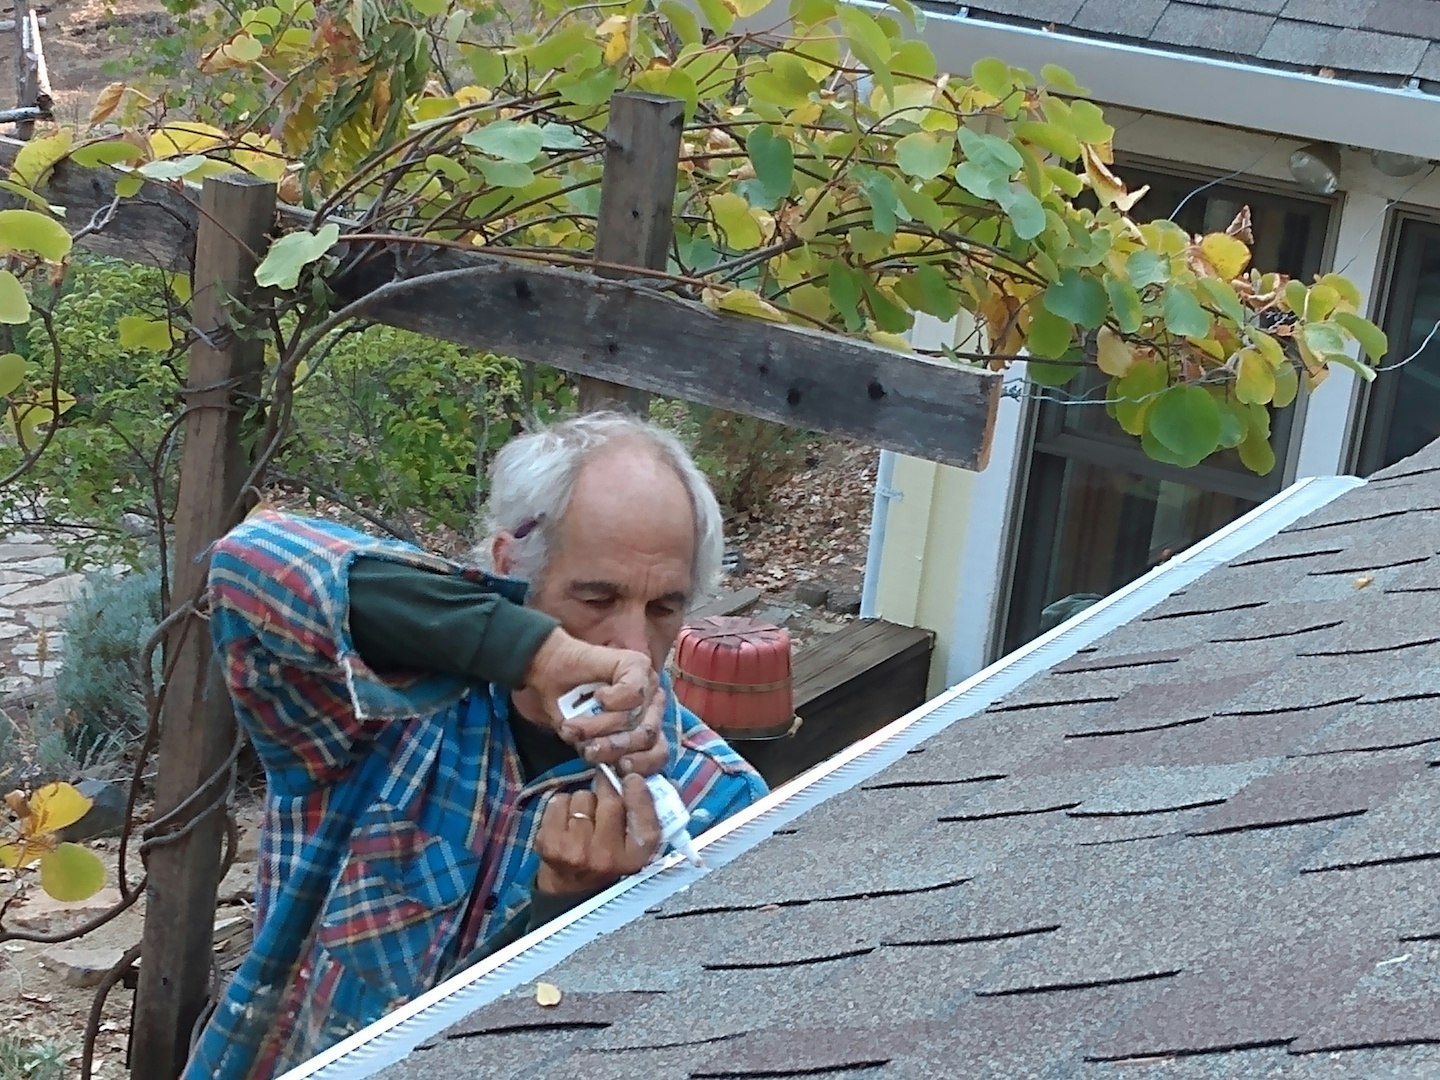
[207,511,475,794]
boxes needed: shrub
[52,567,163,770]
[0,1036,67,1080]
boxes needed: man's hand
[521,628,669,775]
[534,774,661,896]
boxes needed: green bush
[53,567,164,770]
[0,1036,67,1080]
[0,254,576,564]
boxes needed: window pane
[1004,454,1257,652]
[1361,220,1440,473]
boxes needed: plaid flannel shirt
[184,512,768,1080]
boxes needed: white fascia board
[853,3,1440,161]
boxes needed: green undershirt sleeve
[348,556,560,690]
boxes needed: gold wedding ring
[571,811,593,822]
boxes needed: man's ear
[491,532,515,576]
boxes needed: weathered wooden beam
[0,136,1001,469]
[336,249,999,469]
[0,136,200,269]
[130,173,276,1080]
[580,91,683,414]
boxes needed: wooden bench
[730,618,935,788]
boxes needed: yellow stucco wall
[873,454,976,698]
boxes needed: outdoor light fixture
[1289,143,1341,194]
[1371,149,1429,178]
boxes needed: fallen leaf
[535,981,562,1007]
[1354,576,1373,590]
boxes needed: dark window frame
[1351,207,1440,476]
[992,157,1341,660]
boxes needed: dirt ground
[0,0,171,125]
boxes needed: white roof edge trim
[282,472,1366,1080]
[850,3,1440,161]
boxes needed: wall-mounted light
[1371,149,1429,178]
[1289,143,1341,195]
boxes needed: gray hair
[476,411,724,595]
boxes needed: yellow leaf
[0,270,31,325]
[704,287,788,323]
[1354,576,1373,590]
[0,352,24,396]
[868,329,912,351]
[1082,144,1147,212]
[0,840,35,868]
[1096,326,1135,377]
[603,27,628,66]
[707,192,762,250]
[150,122,227,159]
[90,82,127,126]
[39,842,106,902]
[1199,232,1251,281]
[10,131,72,189]
[535,982,562,1007]
[30,782,93,835]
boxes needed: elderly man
[185,412,768,1080]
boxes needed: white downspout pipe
[859,449,898,619]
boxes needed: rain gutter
[281,471,1364,1080]
[856,4,1440,161]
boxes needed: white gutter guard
[849,3,1440,162]
[280,472,1364,1080]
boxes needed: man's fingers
[567,789,597,830]
[621,773,662,863]
[592,778,626,850]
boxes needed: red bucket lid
[672,616,795,740]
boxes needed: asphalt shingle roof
[370,439,1440,1079]
[947,0,1440,93]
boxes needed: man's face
[498,444,697,671]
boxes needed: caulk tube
[556,683,704,867]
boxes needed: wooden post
[130,173,275,1080]
[577,92,684,415]
[11,0,39,138]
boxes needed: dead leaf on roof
[535,981,562,1007]
[1355,576,1374,590]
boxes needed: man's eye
[649,604,679,619]
[584,597,614,609]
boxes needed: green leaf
[894,131,952,180]
[410,0,445,15]
[538,123,588,151]
[1126,250,1170,289]
[118,315,178,352]
[957,127,1023,176]
[136,154,210,180]
[39,842,106,902]
[1014,120,1081,162]
[1026,306,1074,359]
[861,277,911,333]
[1301,321,1347,357]
[1273,358,1299,409]
[1234,348,1275,405]
[0,208,72,261]
[1044,270,1107,330]
[746,126,794,203]
[0,270,30,324]
[1040,63,1089,95]
[1328,350,1378,383]
[1334,311,1388,362]
[1103,273,1143,334]
[464,119,544,162]
[255,222,341,290]
[1162,286,1213,339]
[996,183,1045,241]
[693,0,735,33]
[838,4,894,100]
[829,261,864,332]
[954,162,999,200]
[660,0,703,43]
[894,182,944,230]
[895,263,959,319]
[970,57,1012,99]
[426,154,469,183]
[1238,424,1276,475]
[1114,358,1168,435]
[859,171,900,235]
[1027,355,1079,388]
[1067,99,1114,144]
[68,140,145,168]
[0,352,24,396]
[1198,276,1245,327]
[1146,385,1223,466]
[478,159,535,188]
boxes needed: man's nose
[607,606,650,655]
